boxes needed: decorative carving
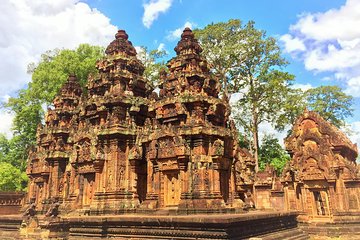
[282,110,360,218]
[25,28,252,216]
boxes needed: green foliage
[0,133,28,191]
[196,19,294,170]
[0,134,29,170]
[276,85,354,131]
[27,44,104,102]
[259,134,290,175]
[3,44,104,174]
[305,85,353,128]
[194,19,244,97]
[275,88,306,131]
[0,162,28,191]
[137,46,167,88]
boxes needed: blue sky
[1,0,360,145]
[81,0,360,123]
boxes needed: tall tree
[194,19,244,98]
[305,85,353,128]
[196,20,294,171]
[276,85,354,131]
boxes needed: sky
[1,0,360,146]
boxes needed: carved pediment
[301,157,326,181]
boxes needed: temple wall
[0,192,25,215]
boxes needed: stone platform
[0,215,23,240]
[298,212,360,239]
[0,211,310,239]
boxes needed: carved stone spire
[105,30,137,56]
[53,74,82,111]
[174,27,202,55]
[161,27,220,98]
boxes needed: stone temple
[0,28,360,239]
[25,28,255,216]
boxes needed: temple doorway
[137,160,147,203]
[164,171,180,207]
[82,173,95,206]
[313,190,330,216]
[220,170,229,203]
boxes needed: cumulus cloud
[0,110,14,139]
[291,83,313,91]
[142,0,173,28]
[166,21,194,41]
[280,0,360,97]
[346,121,360,150]
[280,34,306,53]
[157,43,166,51]
[0,0,117,136]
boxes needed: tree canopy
[305,85,353,128]
[196,19,295,171]
[194,19,244,97]
[137,46,168,88]
[2,44,104,179]
[259,134,290,175]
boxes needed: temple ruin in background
[282,110,360,224]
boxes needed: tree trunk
[252,112,259,173]
[222,71,229,100]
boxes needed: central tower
[140,28,234,211]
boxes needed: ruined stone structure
[0,192,25,215]
[25,28,256,216]
[282,110,360,222]
[254,166,284,211]
[18,28,360,239]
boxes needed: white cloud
[157,43,166,51]
[280,34,306,53]
[347,121,360,150]
[291,83,313,91]
[258,122,289,147]
[280,0,360,97]
[166,21,194,41]
[0,0,117,136]
[345,76,360,97]
[0,110,14,139]
[142,0,173,28]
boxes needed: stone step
[250,227,309,240]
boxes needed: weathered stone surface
[24,28,255,218]
[0,192,25,215]
[15,28,360,239]
[282,109,360,222]
[254,165,285,211]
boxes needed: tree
[4,44,104,172]
[275,85,354,132]
[258,134,290,175]
[0,162,28,191]
[0,134,28,191]
[194,19,244,98]
[0,133,29,170]
[195,20,295,171]
[26,44,104,103]
[137,46,167,88]
[305,85,353,128]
